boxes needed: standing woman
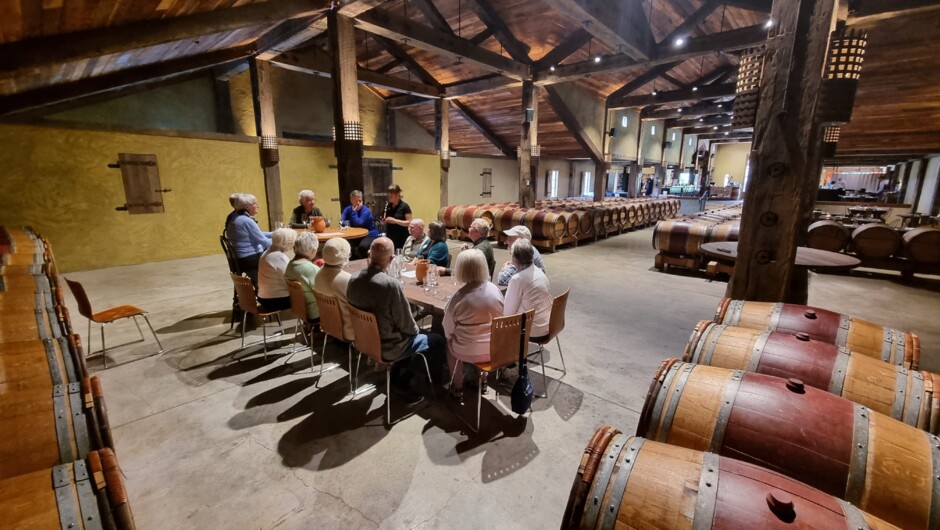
[383,184,413,249]
[226,193,272,287]
[341,190,379,259]
[257,228,298,312]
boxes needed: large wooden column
[519,81,538,207]
[328,10,363,209]
[435,98,450,208]
[249,58,283,230]
[730,0,836,303]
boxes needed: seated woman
[503,238,553,340]
[284,232,321,327]
[401,218,428,262]
[340,189,380,258]
[289,189,324,228]
[443,249,504,403]
[257,228,297,312]
[415,221,450,268]
[225,193,272,287]
[313,238,356,342]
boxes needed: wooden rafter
[678,124,737,135]
[465,0,531,62]
[659,0,723,45]
[611,83,736,108]
[0,0,332,74]
[410,0,454,34]
[451,100,516,159]
[544,86,604,164]
[540,0,653,61]
[370,35,443,89]
[444,75,522,98]
[666,114,733,128]
[534,29,593,69]
[386,94,435,109]
[642,100,732,119]
[606,62,681,102]
[255,15,327,61]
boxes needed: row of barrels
[1,227,137,529]
[564,298,932,529]
[652,205,743,268]
[808,220,940,265]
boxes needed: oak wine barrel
[562,425,898,530]
[625,204,637,226]
[903,227,940,265]
[714,298,920,370]
[706,221,740,243]
[0,336,80,392]
[437,205,462,228]
[521,210,566,240]
[684,320,940,434]
[653,220,715,256]
[492,208,519,234]
[807,220,851,253]
[852,223,901,259]
[454,206,495,231]
[638,360,940,530]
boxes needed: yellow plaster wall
[365,148,441,222]
[714,142,752,183]
[278,144,343,223]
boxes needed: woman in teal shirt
[416,221,450,268]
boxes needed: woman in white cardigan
[257,228,297,312]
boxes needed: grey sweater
[346,266,419,361]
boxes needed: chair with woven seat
[64,278,164,369]
[231,273,283,360]
[461,309,533,433]
[348,306,434,425]
[313,291,352,391]
[527,288,571,396]
[220,235,241,330]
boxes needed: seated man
[496,225,545,286]
[347,237,445,404]
[440,218,495,277]
[290,189,324,228]
[401,218,428,262]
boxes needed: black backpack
[511,312,534,415]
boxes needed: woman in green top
[284,232,321,322]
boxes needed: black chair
[220,235,242,329]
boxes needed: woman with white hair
[289,189,324,228]
[313,238,356,341]
[401,218,428,262]
[284,232,321,323]
[503,238,552,339]
[226,193,272,287]
[257,228,297,312]
[443,249,504,403]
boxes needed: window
[481,168,493,197]
[651,125,657,136]
[581,171,593,196]
[621,115,629,127]
[545,169,559,198]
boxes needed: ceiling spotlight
[699,118,704,122]
[692,86,698,92]
[678,108,683,113]
[765,18,774,29]
[651,90,658,96]
[549,65,556,72]
[713,126,719,130]
[594,55,602,63]
[674,37,685,47]
[717,104,723,108]
[724,132,729,135]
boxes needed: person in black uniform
[383,184,413,249]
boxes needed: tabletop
[343,259,461,313]
[700,242,861,270]
[293,227,368,242]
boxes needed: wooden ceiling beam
[642,99,732,119]
[371,35,443,89]
[544,85,604,164]
[443,75,522,98]
[684,125,738,135]
[534,29,592,69]
[375,58,403,74]
[659,0,723,46]
[410,0,454,34]
[696,132,752,141]
[451,100,516,159]
[469,27,496,45]
[0,0,332,74]
[465,0,531,62]
[354,10,530,80]
[0,45,253,116]
[606,61,682,102]
[386,94,435,109]
[610,82,736,108]
[666,114,732,128]
[255,14,327,60]
[722,0,772,11]
[540,0,653,60]
[660,73,685,88]
[536,24,766,84]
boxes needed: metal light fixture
[817,25,868,124]
[731,47,765,130]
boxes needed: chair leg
[100,324,107,369]
[274,313,283,333]
[142,314,163,353]
[316,334,328,385]
[347,344,353,394]
[132,315,145,342]
[418,354,434,399]
[556,337,567,375]
[476,371,486,433]
[386,369,392,425]
[240,312,247,349]
[539,348,549,399]
[261,316,268,360]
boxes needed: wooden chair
[348,306,434,425]
[231,273,283,360]
[220,235,241,329]
[64,278,164,369]
[285,280,318,370]
[528,288,571,396]
[462,309,534,433]
[313,292,353,391]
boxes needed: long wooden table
[293,227,368,242]
[344,259,462,314]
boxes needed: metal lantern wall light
[817,26,868,124]
[821,126,840,157]
[731,47,765,130]
[259,135,279,166]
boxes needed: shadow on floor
[156,310,232,334]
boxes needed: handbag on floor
[511,312,534,415]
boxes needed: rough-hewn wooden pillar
[249,58,283,230]
[329,10,363,209]
[730,0,836,303]
[593,161,608,201]
[435,98,450,208]
[519,81,538,207]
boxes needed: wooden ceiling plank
[533,28,591,69]
[0,44,253,115]
[0,0,332,74]
[606,61,682,101]
[354,9,530,80]
[375,57,403,74]
[544,85,603,163]
[540,0,652,61]
[465,0,531,62]
[610,82,736,108]
[537,24,766,84]
[409,0,453,34]
[451,99,515,158]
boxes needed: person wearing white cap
[496,225,545,286]
[312,238,356,342]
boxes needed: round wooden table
[294,227,368,242]
[700,242,861,270]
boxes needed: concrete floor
[60,225,940,530]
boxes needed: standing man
[699,181,714,212]
[347,238,445,404]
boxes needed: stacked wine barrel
[652,204,743,271]
[806,219,940,278]
[437,197,679,252]
[564,297,934,529]
[0,227,137,529]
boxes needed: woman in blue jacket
[416,221,450,268]
[341,189,380,258]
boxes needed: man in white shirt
[503,239,552,339]
[496,225,545,286]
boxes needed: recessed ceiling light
[549,65,556,72]
[699,118,704,122]
[717,104,723,108]
[724,132,729,135]
[692,86,698,92]
[674,37,685,47]
[594,55,602,63]
[713,126,719,130]
[678,108,683,113]
[765,18,774,29]
[651,90,658,96]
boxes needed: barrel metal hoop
[599,438,646,530]
[67,382,91,458]
[44,337,64,386]
[53,464,79,530]
[836,315,851,346]
[838,499,870,530]
[891,366,909,421]
[727,300,744,326]
[691,452,720,530]
[583,433,626,530]
[747,331,772,373]
[73,460,103,530]
[53,385,75,463]
[710,371,744,453]
[659,364,696,443]
[829,349,850,396]
[690,323,714,363]
[700,327,724,366]
[34,305,50,341]
[845,403,870,505]
[57,336,77,384]
[647,364,681,440]
[768,303,783,330]
[881,328,894,363]
[906,371,925,428]
[929,432,940,530]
